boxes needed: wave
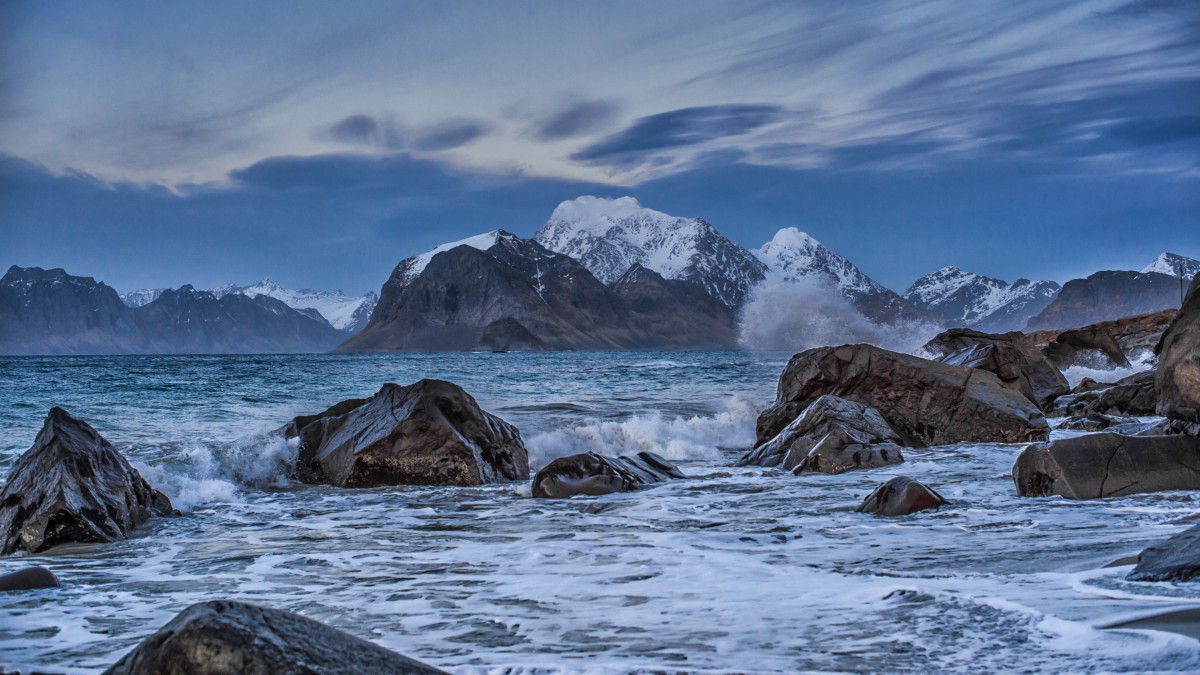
[134,432,299,511]
[1061,349,1155,388]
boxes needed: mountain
[120,288,166,307]
[337,230,738,352]
[534,196,767,308]
[1142,252,1200,280]
[0,266,344,355]
[753,228,934,325]
[610,264,737,349]
[1025,270,1185,331]
[903,267,1060,332]
[210,279,378,333]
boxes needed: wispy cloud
[531,99,621,141]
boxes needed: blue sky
[1,0,1197,295]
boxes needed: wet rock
[1127,523,1200,582]
[0,408,174,555]
[1047,370,1157,417]
[531,451,684,498]
[103,599,446,674]
[756,344,1049,449]
[856,476,945,516]
[1012,432,1200,500]
[923,328,1069,408]
[1156,275,1200,423]
[0,566,61,592]
[1055,414,1139,432]
[1104,607,1200,640]
[789,429,904,476]
[738,395,900,468]
[1041,326,1131,370]
[286,380,529,488]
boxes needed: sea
[1,351,1199,673]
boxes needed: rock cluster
[923,328,1069,408]
[531,451,684,498]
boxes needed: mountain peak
[548,195,669,228]
[1142,252,1200,278]
[761,227,821,251]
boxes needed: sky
[1,0,1197,296]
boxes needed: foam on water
[1062,349,1156,387]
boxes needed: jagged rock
[531,452,684,498]
[1042,326,1131,369]
[756,344,1049,449]
[285,380,529,488]
[1156,275,1200,422]
[0,566,61,592]
[1127,524,1200,582]
[1055,414,1139,432]
[923,328,1069,408]
[1047,370,1157,417]
[856,477,945,516]
[0,408,174,555]
[103,600,446,674]
[789,430,904,475]
[738,395,901,468]
[1012,432,1200,500]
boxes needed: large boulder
[1127,524,1200,582]
[1012,432,1200,500]
[1046,370,1157,417]
[285,380,529,488]
[1041,326,1131,369]
[789,429,904,475]
[923,328,1069,408]
[755,344,1049,448]
[103,599,446,674]
[738,395,901,468]
[1156,275,1200,422]
[0,566,61,592]
[856,476,945,516]
[531,452,684,498]
[0,408,174,555]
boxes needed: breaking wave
[134,432,299,511]
[1061,349,1156,388]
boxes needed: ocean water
[1,351,1199,674]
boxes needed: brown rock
[789,429,904,475]
[923,328,1069,408]
[856,476,945,516]
[0,566,61,592]
[1042,326,1131,370]
[1047,370,1157,417]
[1012,432,1200,500]
[738,395,900,468]
[1156,275,1200,422]
[531,451,684,498]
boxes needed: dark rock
[103,599,446,674]
[286,380,529,488]
[1025,270,1186,331]
[609,263,737,349]
[923,328,1069,408]
[1042,326,1131,370]
[1127,524,1200,582]
[0,566,61,592]
[531,451,685,498]
[0,408,174,555]
[1047,370,1157,417]
[756,344,1049,449]
[476,317,546,351]
[1013,432,1200,499]
[1055,414,1139,432]
[1104,607,1200,640]
[856,476,945,516]
[1156,275,1200,422]
[789,429,904,475]
[738,395,900,468]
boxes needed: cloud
[411,119,490,151]
[571,104,784,167]
[532,99,620,141]
[320,114,487,152]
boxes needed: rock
[0,566,61,592]
[1104,607,1200,640]
[856,476,945,516]
[923,328,1069,408]
[475,317,546,351]
[1156,275,1200,422]
[1013,432,1200,499]
[1046,370,1157,417]
[286,380,529,488]
[609,264,737,349]
[1127,523,1200,582]
[789,429,904,475]
[1042,325,1131,370]
[0,408,174,555]
[756,344,1050,449]
[103,599,446,674]
[1025,270,1185,331]
[738,395,901,468]
[1055,414,1139,432]
[531,451,684,498]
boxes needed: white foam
[134,433,299,511]
[1062,349,1156,388]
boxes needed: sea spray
[134,432,299,510]
[1061,349,1156,388]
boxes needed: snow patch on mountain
[1142,252,1200,279]
[120,288,166,308]
[401,230,506,283]
[903,266,1059,332]
[753,227,887,297]
[209,279,378,332]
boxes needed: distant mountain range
[904,267,1060,333]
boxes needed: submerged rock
[0,408,174,555]
[789,430,904,476]
[1047,370,1157,418]
[856,476,945,516]
[531,451,684,498]
[738,395,901,468]
[756,344,1049,449]
[0,566,61,592]
[286,380,529,488]
[103,599,446,674]
[1012,432,1200,500]
[1127,524,1200,582]
[1156,275,1200,423]
[923,328,1069,408]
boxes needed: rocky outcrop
[1047,370,1157,417]
[286,380,529,488]
[103,600,446,674]
[738,395,901,468]
[1012,432,1200,500]
[1025,270,1185,331]
[1041,326,1130,370]
[756,344,1049,449]
[856,477,945,516]
[531,451,685,498]
[1127,524,1200,582]
[0,566,61,592]
[0,408,174,555]
[610,264,737,349]
[923,328,1069,408]
[1156,275,1200,422]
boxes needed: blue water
[2,352,1200,673]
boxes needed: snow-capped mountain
[1142,252,1200,280]
[120,288,166,307]
[535,196,767,308]
[388,230,508,291]
[208,279,378,333]
[903,267,1060,332]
